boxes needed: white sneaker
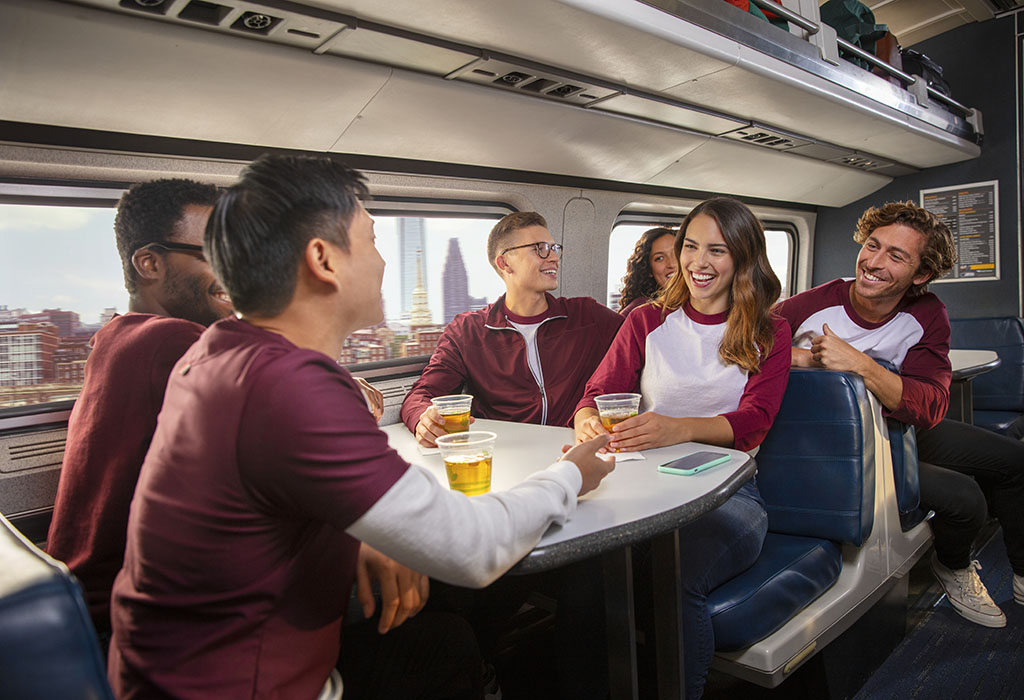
[931,553,1006,628]
[1014,573,1023,606]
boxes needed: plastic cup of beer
[435,431,495,497]
[594,393,641,431]
[431,394,474,434]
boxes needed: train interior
[1,0,1022,697]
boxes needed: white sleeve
[346,461,582,588]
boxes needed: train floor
[489,524,1021,700]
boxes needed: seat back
[949,317,1024,432]
[756,368,875,545]
[0,513,114,700]
[885,418,927,530]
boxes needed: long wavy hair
[618,227,677,312]
[658,198,781,373]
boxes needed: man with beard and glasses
[46,178,235,648]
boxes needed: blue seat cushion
[973,409,1020,435]
[709,533,841,652]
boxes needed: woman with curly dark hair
[618,227,678,315]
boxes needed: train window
[607,220,795,310]
[1,200,123,414]
[346,209,507,366]
[0,194,508,413]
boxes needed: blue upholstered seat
[709,369,874,652]
[949,317,1024,434]
[709,534,841,651]
[0,513,115,700]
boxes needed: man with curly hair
[775,200,1024,628]
[47,179,235,645]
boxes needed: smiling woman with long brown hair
[573,196,790,699]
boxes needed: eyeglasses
[140,241,206,261]
[500,242,564,259]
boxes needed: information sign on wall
[920,181,999,282]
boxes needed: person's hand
[573,408,609,447]
[810,324,872,374]
[355,543,429,634]
[414,405,477,446]
[354,377,384,422]
[606,412,683,452]
[414,406,446,447]
[559,434,615,496]
[791,346,815,368]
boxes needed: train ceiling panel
[0,0,387,151]
[319,26,479,76]
[649,139,891,206]
[299,0,740,92]
[592,95,749,138]
[331,71,709,184]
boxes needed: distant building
[441,238,488,323]
[408,253,434,329]
[100,307,118,325]
[399,218,427,319]
[0,306,27,321]
[0,322,59,386]
[401,328,443,358]
[17,309,80,338]
[340,328,388,365]
[608,290,622,311]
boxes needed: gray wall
[812,15,1019,320]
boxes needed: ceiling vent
[829,154,894,171]
[178,1,232,26]
[721,126,810,150]
[231,10,280,35]
[449,58,618,106]
[119,0,169,15]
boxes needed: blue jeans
[676,479,767,699]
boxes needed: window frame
[0,185,515,427]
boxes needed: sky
[0,204,126,324]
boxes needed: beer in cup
[435,431,495,497]
[594,393,642,431]
[430,394,474,434]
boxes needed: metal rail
[745,0,973,117]
[835,37,973,116]
[747,0,818,34]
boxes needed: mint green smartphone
[657,451,731,476]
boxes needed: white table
[383,419,756,700]
[948,349,1000,424]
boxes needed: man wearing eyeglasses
[47,178,235,647]
[402,211,623,447]
[399,210,623,699]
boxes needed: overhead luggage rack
[1,0,983,205]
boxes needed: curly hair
[618,227,676,312]
[659,198,781,373]
[115,179,220,294]
[854,201,957,297]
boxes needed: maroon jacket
[401,294,623,429]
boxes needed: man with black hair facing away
[107,154,614,700]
